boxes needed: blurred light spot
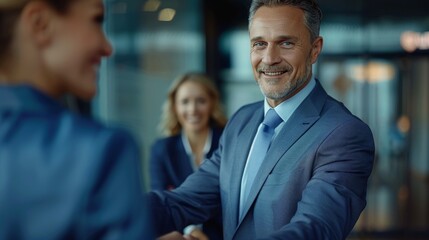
[143,0,161,12]
[397,115,410,134]
[351,61,395,83]
[158,8,176,22]
[401,31,418,52]
[401,31,429,53]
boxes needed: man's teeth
[264,71,284,76]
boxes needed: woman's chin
[73,85,97,101]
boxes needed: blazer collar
[235,79,328,230]
[0,85,64,113]
[226,102,264,230]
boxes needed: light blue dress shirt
[240,78,316,212]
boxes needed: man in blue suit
[150,0,375,239]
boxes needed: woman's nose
[101,35,113,57]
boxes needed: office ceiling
[319,0,429,21]
[212,0,429,28]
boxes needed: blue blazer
[150,127,224,239]
[0,86,152,239]
[150,80,375,240]
[150,128,223,190]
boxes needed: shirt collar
[264,77,316,123]
[181,129,213,156]
[181,129,213,171]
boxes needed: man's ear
[20,1,55,47]
[310,36,323,64]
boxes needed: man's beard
[258,59,312,101]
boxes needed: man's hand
[189,228,209,240]
[158,231,198,240]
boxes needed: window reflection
[94,0,205,187]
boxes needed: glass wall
[94,0,205,184]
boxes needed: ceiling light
[158,8,176,22]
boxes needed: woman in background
[150,73,227,240]
[0,0,151,239]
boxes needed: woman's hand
[189,228,209,240]
[158,231,199,240]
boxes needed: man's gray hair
[249,0,322,41]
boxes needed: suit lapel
[236,80,328,229]
[227,105,264,231]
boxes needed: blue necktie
[240,108,283,218]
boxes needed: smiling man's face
[249,5,322,107]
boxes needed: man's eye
[281,41,294,48]
[252,42,266,48]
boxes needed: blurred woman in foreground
[0,0,151,239]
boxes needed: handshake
[158,228,209,240]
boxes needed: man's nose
[262,44,281,65]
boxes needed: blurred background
[80,0,429,239]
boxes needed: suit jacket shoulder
[0,86,152,239]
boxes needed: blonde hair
[160,73,227,136]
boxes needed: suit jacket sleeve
[261,118,374,240]
[149,140,223,236]
[82,129,153,239]
[150,140,168,190]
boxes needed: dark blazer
[150,80,375,240]
[0,86,152,239]
[150,127,223,190]
[150,127,224,239]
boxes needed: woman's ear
[19,1,55,47]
